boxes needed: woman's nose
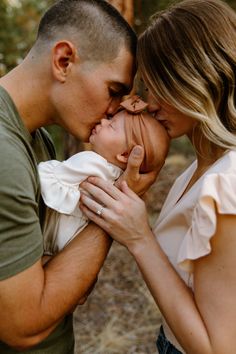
[147,93,161,113]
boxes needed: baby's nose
[101,118,109,126]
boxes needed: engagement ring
[96,206,104,217]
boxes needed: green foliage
[170,136,195,157]
[1,0,235,73]
[134,0,175,35]
[0,0,235,157]
[0,0,54,74]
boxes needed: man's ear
[116,151,129,164]
[51,41,77,83]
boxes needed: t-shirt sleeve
[177,173,236,273]
[0,137,43,280]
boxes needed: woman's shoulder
[209,149,236,174]
[199,150,236,207]
[177,150,236,273]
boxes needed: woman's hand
[117,145,158,196]
[80,178,154,250]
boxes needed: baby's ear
[116,151,129,164]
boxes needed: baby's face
[89,111,128,167]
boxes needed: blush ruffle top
[153,150,236,352]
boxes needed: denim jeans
[156,326,183,354]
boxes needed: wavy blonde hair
[137,0,236,150]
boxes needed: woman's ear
[51,40,77,83]
[116,151,129,164]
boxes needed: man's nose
[101,118,109,126]
[106,97,121,116]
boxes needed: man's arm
[0,143,146,351]
[0,223,111,350]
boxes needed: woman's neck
[188,127,226,170]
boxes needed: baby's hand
[115,145,158,196]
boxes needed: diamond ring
[96,206,104,217]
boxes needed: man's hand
[115,145,158,196]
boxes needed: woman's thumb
[128,146,144,170]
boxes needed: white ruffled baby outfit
[153,150,236,353]
[38,151,122,255]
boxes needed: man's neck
[0,59,54,133]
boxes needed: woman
[80,1,236,353]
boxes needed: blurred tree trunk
[63,134,85,160]
[108,0,134,25]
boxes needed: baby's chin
[88,133,95,144]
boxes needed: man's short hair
[35,0,137,62]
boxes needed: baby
[38,96,169,256]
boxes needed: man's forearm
[0,223,112,348]
[42,222,112,320]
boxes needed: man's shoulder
[0,129,38,193]
[0,126,30,159]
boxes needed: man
[0,1,156,353]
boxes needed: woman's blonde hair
[138,0,236,150]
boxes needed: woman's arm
[80,178,236,354]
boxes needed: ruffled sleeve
[177,173,236,273]
[38,151,122,215]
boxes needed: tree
[1,0,235,158]
[108,0,134,25]
[0,0,55,75]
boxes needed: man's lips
[91,127,97,135]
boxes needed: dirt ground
[73,153,194,354]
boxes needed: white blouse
[38,151,122,255]
[153,150,236,352]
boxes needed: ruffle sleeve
[38,151,122,215]
[177,173,236,273]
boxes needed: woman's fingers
[126,145,144,179]
[80,178,151,249]
[119,180,139,199]
[117,146,144,190]
[80,200,108,230]
[81,177,123,204]
[116,145,158,196]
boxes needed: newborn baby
[38,96,170,255]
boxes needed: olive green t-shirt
[0,86,74,353]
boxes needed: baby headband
[120,96,165,173]
[120,95,148,114]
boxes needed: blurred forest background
[1,1,236,353]
[1,0,235,158]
